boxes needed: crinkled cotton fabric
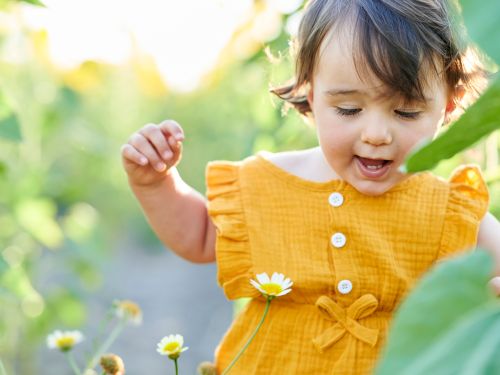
[206,154,489,375]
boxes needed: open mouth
[355,156,393,178]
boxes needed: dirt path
[39,241,233,374]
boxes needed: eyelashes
[335,107,362,117]
[394,110,422,120]
[335,107,422,120]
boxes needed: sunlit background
[0,0,498,374]
[8,0,303,91]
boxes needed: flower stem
[86,319,126,370]
[221,298,271,375]
[174,358,179,375]
[65,351,82,375]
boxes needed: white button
[337,279,353,294]
[328,192,344,207]
[331,233,347,248]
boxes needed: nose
[360,121,392,146]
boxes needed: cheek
[316,122,354,156]
[398,124,438,153]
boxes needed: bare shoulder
[259,147,338,182]
[260,149,314,170]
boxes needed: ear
[307,85,314,108]
[445,85,465,115]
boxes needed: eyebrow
[324,89,365,97]
[323,88,434,103]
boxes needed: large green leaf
[401,306,500,375]
[375,250,498,374]
[460,0,500,64]
[17,0,45,6]
[0,0,44,9]
[404,77,500,172]
[0,114,22,142]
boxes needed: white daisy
[157,334,189,360]
[250,272,293,299]
[47,330,84,352]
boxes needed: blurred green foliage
[0,2,312,373]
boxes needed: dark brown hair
[271,0,488,117]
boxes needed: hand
[121,120,184,187]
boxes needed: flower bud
[197,361,217,375]
[100,353,125,375]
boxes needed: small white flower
[47,330,84,352]
[157,334,188,360]
[250,272,293,299]
[114,299,142,325]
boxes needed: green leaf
[460,0,500,64]
[403,306,500,375]
[17,0,45,7]
[375,250,497,374]
[405,77,500,172]
[0,114,22,142]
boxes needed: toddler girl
[121,0,500,373]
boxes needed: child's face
[308,32,450,196]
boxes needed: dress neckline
[254,152,430,194]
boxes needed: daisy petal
[250,279,261,290]
[272,272,285,284]
[256,273,270,285]
[282,279,293,289]
[276,288,292,297]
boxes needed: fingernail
[140,157,148,165]
[175,134,184,141]
[156,162,166,171]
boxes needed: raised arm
[121,120,216,263]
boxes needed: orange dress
[206,154,489,375]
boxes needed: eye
[335,107,362,117]
[394,110,422,120]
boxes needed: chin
[351,180,395,196]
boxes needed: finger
[140,123,172,160]
[167,134,182,152]
[121,144,148,166]
[158,119,185,141]
[128,133,166,172]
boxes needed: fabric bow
[312,293,379,353]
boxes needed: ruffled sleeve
[206,161,259,300]
[439,165,489,259]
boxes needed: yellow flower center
[261,283,283,296]
[164,341,180,353]
[119,301,141,318]
[56,337,75,350]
